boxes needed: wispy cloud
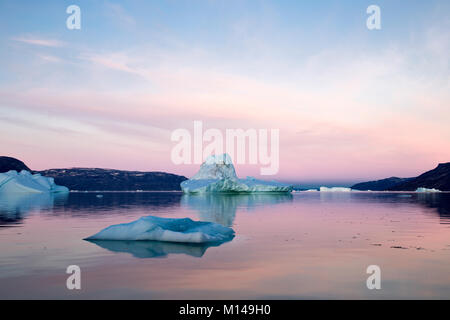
[12,36,65,47]
[80,52,142,75]
[104,2,136,27]
[37,55,63,63]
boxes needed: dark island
[0,156,187,191]
[38,168,187,192]
[352,163,450,191]
[351,177,413,191]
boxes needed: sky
[0,0,449,183]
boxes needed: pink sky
[1,5,449,182]
[1,80,448,182]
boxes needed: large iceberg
[85,216,235,244]
[181,154,293,193]
[0,170,69,194]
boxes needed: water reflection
[182,193,293,226]
[0,192,294,228]
[0,192,68,226]
[86,194,292,259]
[314,192,450,224]
[87,239,230,258]
[1,191,450,299]
[54,192,183,216]
[416,193,450,223]
[2,191,448,227]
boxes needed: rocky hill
[352,163,450,191]
[0,156,31,173]
[352,177,413,191]
[389,163,450,191]
[38,168,187,191]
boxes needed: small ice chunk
[319,187,352,192]
[415,187,441,193]
[85,216,235,244]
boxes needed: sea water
[0,191,449,299]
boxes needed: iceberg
[319,187,352,192]
[416,187,441,193]
[85,216,235,244]
[303,189,319,192]
[181,154,293,194]
[0,170,69,194]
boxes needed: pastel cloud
[104,1,137,28]
[12,36,65,47]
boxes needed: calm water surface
[0,192,449,299]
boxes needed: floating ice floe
[0,170,69,194]
[415,187,441,193]
[180,154,293,194]
[303,189,319,192]
[319,187,352,192]
[85,216,235,244]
